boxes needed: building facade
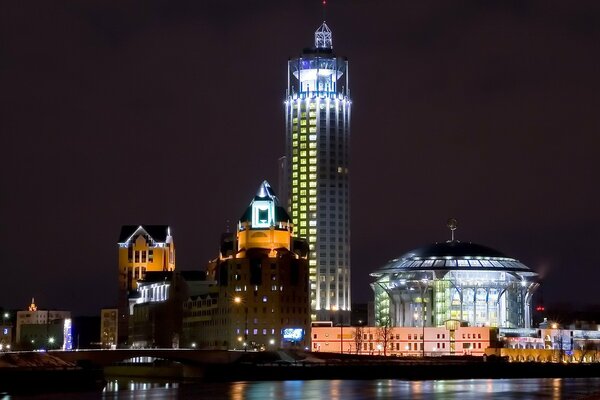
[130,271,208,348]
[15,299,71,350]
[100,308,118,349]
[285,22,351,323]
[371,239,539,329]
[311,325,495,357]
[117,225,175,346]
[183,181,310,350]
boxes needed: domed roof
[403,241,507,259]
[372,240,536,276]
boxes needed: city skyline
[1,1,599,315]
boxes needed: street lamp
[234,296,248,352]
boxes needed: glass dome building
[371,240,539,329]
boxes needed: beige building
[311,324,495,357]
[100,308,118,349]
[15,299,71,349]
[183,181,310,350]
[117,225,175,346]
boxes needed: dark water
[5,378,600,399]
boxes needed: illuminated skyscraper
[285,22,351,323]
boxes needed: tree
[377,321,393,357]
[353,325,364,355]
[576,335,597,363]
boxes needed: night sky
[1,1,599,316]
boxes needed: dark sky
[1,1,599,316]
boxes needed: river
[5,377,600,399]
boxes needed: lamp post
[234,296,248,352]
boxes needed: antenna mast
[447,218,458,242]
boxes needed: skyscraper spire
[315,22,333,49]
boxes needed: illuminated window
[300,151,307,157]
[309,174,317,180]
[292,156,298,162]
[309,142,317,149]
[300,167,307,172]
[300,182,307,188]
[309,166,317,172]
[292,134,298,140]
[309,229,317,235]
[309,135,317,141]
[309,182,317,188]
[309,189,317,196]
[309,197,317,203]
[292,172,298,178]
[309,260,317,266]
[300,159,307,164]
[309,150,317,157]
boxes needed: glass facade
[371,242,539,329]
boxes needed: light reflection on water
[4,378,598,399]
[96,378,600,400]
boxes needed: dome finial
[447,218,458,242]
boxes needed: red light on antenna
[536,306,545,312]
[323,0,326,5]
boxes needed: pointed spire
[315,22,333,49]
[29,297,37,312]
[256,180,276,200]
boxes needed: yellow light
[234,297,242,304]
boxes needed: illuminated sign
[63,319,73,350]
[282,328,304,341]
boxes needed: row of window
[127,249,154,263]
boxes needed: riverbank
[0,352,104,394]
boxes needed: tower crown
[239,181,291,230]
[315,22,333,49]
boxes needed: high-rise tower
[285,22,351,323]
